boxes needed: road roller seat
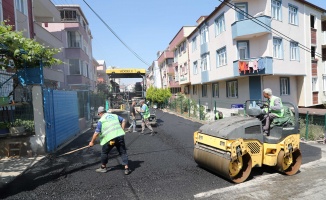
[263,104,299,144]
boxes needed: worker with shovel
[88,106,131,175]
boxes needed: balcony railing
[231,15,271,39]
[233,56,273,76]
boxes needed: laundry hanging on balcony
[238,58,265,74]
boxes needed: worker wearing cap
[138,100,154,135]
[262,88,284,136]
[89,106,131,175]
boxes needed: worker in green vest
[138,100,154,135]
[262,88,284,136]
[89,106,131,175]
[215,111,223,120]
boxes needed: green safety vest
[215,112,223,120]
[143,105,150,119]
[265,96,284,117]
[98,113,125,145]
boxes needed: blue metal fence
[44,89,80,152]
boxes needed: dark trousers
[263,113,278,131]
[101,136,128,166]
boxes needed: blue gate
[43,89,80,152]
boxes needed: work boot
[95,166,108,173]
[124,168,131,175]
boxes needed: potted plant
[0,122,10,137]
[9,119,26,136]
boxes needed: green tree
[0,22,61,70]
[146,85,155,102]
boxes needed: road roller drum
[193,101,302,183]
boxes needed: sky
[51,0,326,85]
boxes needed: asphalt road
[0,110,322,200]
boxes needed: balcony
[179,74,189,84]
[233,57,273,76]
[34,23,63,48]
[231,15,271,40]
[67,74,90,85]
[168,80,180,88]
[200,43,208,55]
[33,0,61,22]
[43,68,64,83]
[166,66,175,74]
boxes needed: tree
[145,87,171,105]
[0,22,61,70]
[96,82,109,95]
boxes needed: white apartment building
[187,0,326,109]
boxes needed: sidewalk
[0,155,44,188]
[0,128,91,189]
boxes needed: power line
[81,0,151,67]
[218,0,322,58]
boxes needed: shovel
[48,145,90,160]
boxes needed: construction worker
[215,111,223,120]
[138,100,154,135]
[262,88,284,136]
[127,100,137,133]
[88,106,131,175]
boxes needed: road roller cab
[193,101,302,183]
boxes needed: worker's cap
[97,106,106,114]
[139,100,145,104]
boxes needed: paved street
[0,110,324,200]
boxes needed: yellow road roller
[194,101,302,183]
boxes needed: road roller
[194,101,302,183]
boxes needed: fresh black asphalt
[0,109,322,200]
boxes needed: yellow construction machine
[193,101,302,183]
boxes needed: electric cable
[81,0,151,67]
[218,0,323,58]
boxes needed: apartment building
[43,5,96,91]
[169,26,196,97]
[157,50,180,94]
[186,0,326,109]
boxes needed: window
[310,15,315,29]
[174,49,178,63]
[193,61,198,75]
[83,62,88,77]
[290,42,299,61]
[212,83,219,97]
[289,5,298,25]
[69,59,81,75]
[180,42,185,53]
[15,0,27,15]
[200,25,209,44]
[60,10,78,21]
[280,77,290,95]
[68,31,82,48]
[215,14,225,36]
[312,77,318,92]
[273,37,283,59]
[272,0,282,21]
[238,41,249,59]
[216,47,227,67]
[192,36,197,52]
[226,80,238,98]
[201,53,210,71]
[235,3,247,21]
[202,84,208,97]
[0,0,3,22]
[311,46,316,60]
[193,85,197,95]
[323,76,326,91]
[184,62,188,74]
